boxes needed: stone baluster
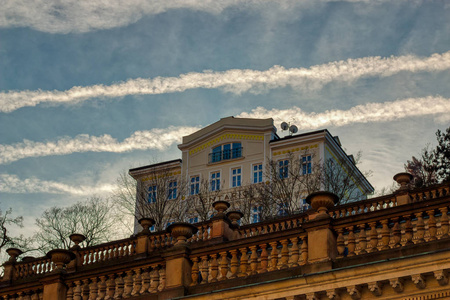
[347,226,356,256]
[269,242,278,271]
[249,246,259,275]
[380,219,391,250]
[66,282,74,300]
[427,210,437,241]
[368,222,378,252]
[229,249,239,278]
[190,257,199,285]
[238,248,248,277]
[114,273,124,298]
[391,217,401,248]
[98,276,107,299]
[403,215,414,245]
[105,274,115,300]
[300,237,308,265]
[279,239,290,269]
[123,270,133,297]
[131,269,142,296]
[259,244,269,273]
[440,207,449,238]
[358,224,367,254]
[336,228,345,258]
[140,268,151,293]
[415,213,425,243]
[149,268,160,293]
[290,237,299,267]
[158,267,166,292]
[200,255,209,283]
[210,254,219,282]
[219,251,229,280]
[88,278,98,300]
[73,280,82,300]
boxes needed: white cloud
[1,51,449,113]
[0,174,114,195]
[0,126,199,164]
[0,96,448,164]
[0,0,393,34]
[237,96,450,130]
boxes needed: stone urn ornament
[46,249,76,271]
[69,233,86,250]
[226,210,244,226]
[212,200,231,216]
[393,172,413,191]
[306,191,339,219]
[6,248,23,262]
[167,222,198,246]
[138,217,156,235]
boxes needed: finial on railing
[167,223,198,247]
[69,233,86,250]
[226,210,244,226]
[46,249,76,272]
[138,218,156,235]
[393,172,413,191]
[6,248,23,262]
[306,191,339,220]
[212,200,231,216]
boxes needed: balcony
[208,146,243,163]
[2,177,450,300]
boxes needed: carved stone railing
[237,214,308,238]
[78,237,137,266]
[334,193,450,258]
[13,257,54,280]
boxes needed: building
[129,116,374,232]
[2,176,450,299]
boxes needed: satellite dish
[281,122,289,130]
[289,125,298,134]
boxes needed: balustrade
[12,257,54,280]
[336,204,450,258]
[65,264,165,300]
[189,235,308,285]
[78,238,136,266]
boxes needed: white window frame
[252,163,263,184]
[231,166,242,188]
[301,154,313,175]
[190,175,200,195]
[210,170,221,191]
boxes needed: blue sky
[1,0,450,235]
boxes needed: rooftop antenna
[280,121,298,136]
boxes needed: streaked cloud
[1,96,448,164]
[0,126,199,165]
[1,0,392,34]
[1,51,449,113]
[0,174,114,195]
[238,96,450,129]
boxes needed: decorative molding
[411,274,426,289]
[326,289,340,300]
[189,133,264,155]
[142,170,181,182]
[434,270,449,286]
[272,144,318,156]
[368,281,383,296]
[389,278,404,293]
[346,285,361,300]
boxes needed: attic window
[209,142,242,163]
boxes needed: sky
[1,0,450,237]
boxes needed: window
[300,198,309,212]
[210,171,220,191]
[148,185,157,203]
[232,167,241,187]
[189,216,199,224]
[168,181,177,200]
[278,202,288,216]
[190,176,200,195]
[209,142,242,163]
[252,206,262,223]
[302,155,312,175]
[279,159,289,179]
[253,163,263,183]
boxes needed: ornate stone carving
[346,285,361,300]
[306,292,319,300]
[326,289,340,300]
[368,281,383,296]
[434,270,449,286]
[389,278,404,293]
[411,274,426,289]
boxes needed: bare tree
[0,206,25,252]
[405,145,438,188]
[186,178,222,222]
[34,197,116,254]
